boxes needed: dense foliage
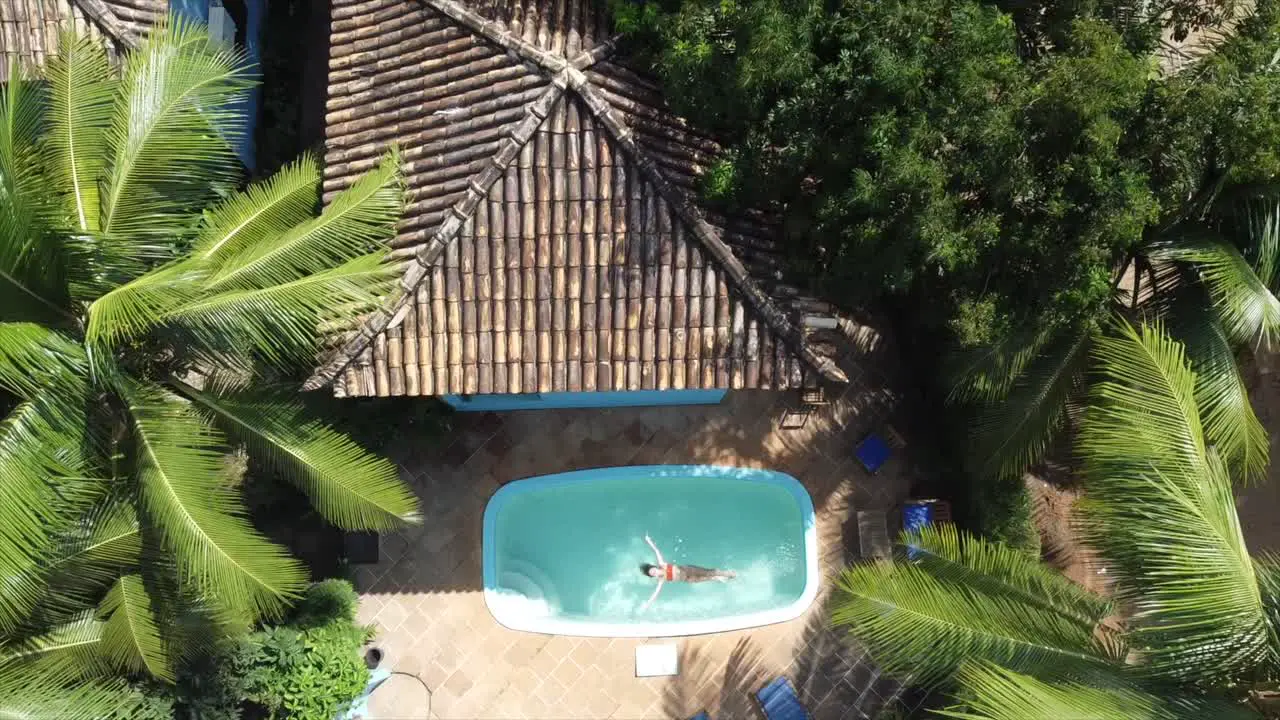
[124,581,373,720]
[617,0,1280,538]
[835,323,1280,718]
[0,22,418,716]
[239,580,373,720]
[617,0,1165,345]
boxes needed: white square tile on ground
[635,643,679,677]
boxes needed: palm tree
[0,21,420,715]
[951,186,1280,486]
[837,321,1280,718]
[950,4,1280,486]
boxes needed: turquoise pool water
[482,466,818,637]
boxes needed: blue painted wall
[168,0,265,170]
[443,390,728,412]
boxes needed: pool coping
[481,465,820,638]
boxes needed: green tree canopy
[0,21,418,715]
[616,0,1169,346]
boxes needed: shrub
[241,581,374,720]
[972,475,1041,556]
[121,580,373,720]
[290,578,360,628]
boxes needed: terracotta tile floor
[358,361,915,719]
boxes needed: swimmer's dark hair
[639,563,656,576]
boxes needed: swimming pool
[482,465,819,637]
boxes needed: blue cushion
[689,713,711,720]
[855,434,891,473]
[755,677,810,720]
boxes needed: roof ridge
[71,0,139,47]
[304,82,567,391]
[568,80,847,383]
[416,0,843,383]
[418,0,611,74]
[308,0,845,390]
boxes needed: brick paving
[357,358,915,719]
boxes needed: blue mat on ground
[855,433,891,473]
[755,677,810,720]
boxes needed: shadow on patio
[661,598,917,720]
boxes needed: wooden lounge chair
[755,677,811,720]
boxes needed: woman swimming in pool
[639,534,735,612]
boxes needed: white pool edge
[482,464,820,638]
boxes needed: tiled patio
[354,348,916,719]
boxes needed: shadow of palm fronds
[792,599,915,719]
[663,638,770,720]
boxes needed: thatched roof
[0,0,164,78]
[306,0,849,397]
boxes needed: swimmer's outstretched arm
[644,534,665,566]
[641,577,665,612]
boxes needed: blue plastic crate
[855,434,891,473]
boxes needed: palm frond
[0,61,62,319]
[166,254,398,366]
[1255,553,1280,646]
[0,80,72,324]
[7,500,141,631]
[1080,320,1208,481]
[832,556,1115,688]
[946,325,1057,403]
[208,149,402,291]
[0,669,140,720]
[97,575,171,681]
[50,503,141,585]
[970,324,1093,479]
[0,322,86,400]
[1152,235,1280,350]
[83,258,209,348]
[1236,193,1280,292]
[98,19,252,256]
[43,31,114,234]
[177,382,420,530]
[195,152,321,266]
[1166,298,1268,483]
[905,524,1112,633]
[0,59,45,189]
[123,381,306,622]
[1080,320,1277,684]
[0,399,100,636]
[0,616,110,682]
[940,662,1259,720]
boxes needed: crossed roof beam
[303,0,846,390]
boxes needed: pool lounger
[756,677,811,720]
[689,713,710,720]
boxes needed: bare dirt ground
[1239,351,1280,554]
[1026,474,1111,596]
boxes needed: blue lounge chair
[855,433,891,473]
[755,677,810,720]
[689,713,711,720]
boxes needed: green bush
[123,580,373,720]
[290,578,360,628]
[241,581,374,720]
[973,475,1041,556]
[241,622,373,720]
